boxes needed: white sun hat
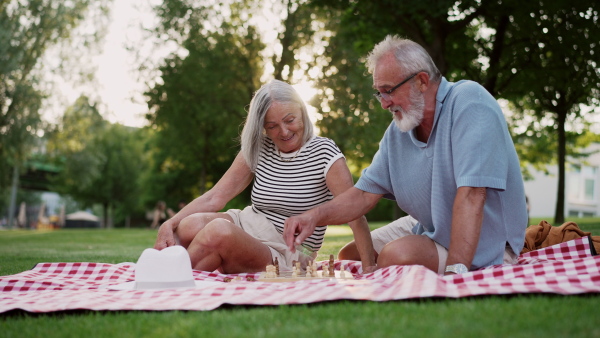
[108,245,219,290]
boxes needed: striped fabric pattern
[251,136,344,251]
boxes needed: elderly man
[283,35,527,275]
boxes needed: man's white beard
[392,86,425,133]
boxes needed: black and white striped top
[251,136,345,252]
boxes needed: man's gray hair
[240,79,314,172]
[366,35,441,82]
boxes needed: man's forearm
[445,187,486,271]
[309,187,380,226]
[284,187,382,251]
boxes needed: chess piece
[306,263,312,277]
[329,254,335,276]
[292,266,298,278]
[265,264,277,278]
[340,264,346,278]
[274,257,280,276]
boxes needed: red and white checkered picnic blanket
[1,237,598,313]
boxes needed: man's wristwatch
[445,263,468,274]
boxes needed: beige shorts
[371,216,518,274]
[226,206,316,272]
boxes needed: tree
[499,1,600,223]
[47,96,146,227]
[140,0,326,209]
[271,0,323,82]
[143,22,265,206]
[308,0,599,221]
[307,0,492,169]
[0,0,110,190]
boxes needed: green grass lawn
[1,219,599,337]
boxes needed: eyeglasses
[373,72,420,103]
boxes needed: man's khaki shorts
[371,216,518,274]
[226,206,316,272]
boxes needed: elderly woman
[154,80,376,274]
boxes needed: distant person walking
[150,201,169,229]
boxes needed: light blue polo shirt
[356,77,528,269]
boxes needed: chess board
[257,270,355,283]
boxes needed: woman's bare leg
[338,240,361,260]
[175,212,234,248]
[187,218,273,273]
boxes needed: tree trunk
[554,111,566,224]
[273,0,297,81]
[199,165,206,195]
[103,202,109,228]
[7,165,19,229]
[483,15,510,95]
[107,204,113,229]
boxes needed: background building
[524,143,600,218]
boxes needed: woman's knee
[176,213,222,246]
[338,241,360,261]
[191,218,236,249]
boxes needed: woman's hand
[154,221,177,250]
[362,264,378,274]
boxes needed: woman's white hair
[240,79,313,172]
[366,35,441,82]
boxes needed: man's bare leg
[377,235,439,272]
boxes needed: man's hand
[283,214,317,252]
[153,222,177,250]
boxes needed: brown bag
[521,220,600,255]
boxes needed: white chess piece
[266,265,277,278]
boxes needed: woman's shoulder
[310,136,338,147]
[307,136,342,154]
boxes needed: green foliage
[496,1,600,222]
[0,0,110,191]
[137,0,338,209]
[271,0,323,82]
[312,35,389,170]
[500,0,600,156]
[142,1,265,208]
[308,0,492,170]
[308,0,599,221]
[46,96,147,227]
